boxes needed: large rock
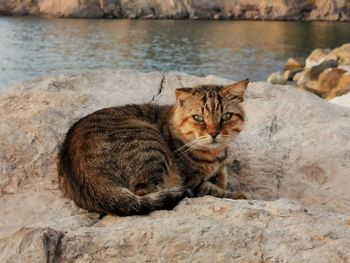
[0,0,349,20]
[1,70,350,261]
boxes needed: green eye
[192,115,204,122]
[222,113,233,121]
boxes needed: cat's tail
[96,186,189,216]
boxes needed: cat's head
[172,79,249,150]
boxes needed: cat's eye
[192,115,204,122]
[222,113,233,121]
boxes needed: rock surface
[330,92,350,107]
[0,0,349,20]
[1,70,350,262]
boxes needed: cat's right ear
[175,88,193,106]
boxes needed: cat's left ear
[175,88,193,106]
[222,79,249,102]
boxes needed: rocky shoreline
[0,0,350,21]
[268,43,350,100]
[1,70,350,261]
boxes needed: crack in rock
[150,73,165,103]
[176,74,184,88]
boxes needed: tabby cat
[58,79,249,216]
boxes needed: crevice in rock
[258,219,271,262]
[268,115,278,138]
[88,219,102,227]
[49,230,64,263]
[150,73,165,103]
[176,74,184,88]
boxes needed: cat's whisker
[175,136,210,154]
[175,140,198,153]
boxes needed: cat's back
[59,103,172,173]
[63,103,169,146]
[57,104,178,213]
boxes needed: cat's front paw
[184,188,195,198]
[226,191,252,200]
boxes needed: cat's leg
[185,173,205,190]
[210,167,228,190]
[196,181,248,199]
[130,168,185,197]
[206,167,251,199]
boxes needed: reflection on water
[0,17,349,89]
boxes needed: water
[0,17,349,90]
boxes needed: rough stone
[1,70,350,261]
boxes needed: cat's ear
[222,79,249,102]
[175,88,193,106]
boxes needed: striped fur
[58,80,249,216]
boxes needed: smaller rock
[284,58,305,71]
[283,68,303,81]
[141,14,155,19]
[326,71,350,99]
[293,71,303,82]
[213,13,221,20]
[267,72,287,85]
[310,59,338,80]
[306,68,346,99]
[326,43,350,66]
[305,48,331,68]
[296,69,311,86]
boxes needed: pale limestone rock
[1,70,350,261]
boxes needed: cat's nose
[209,131,219,139]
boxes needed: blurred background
[0,0,349,90]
